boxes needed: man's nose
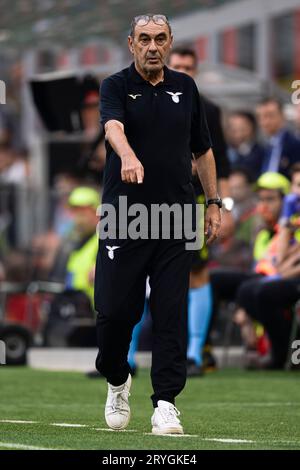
[148,39,158,51]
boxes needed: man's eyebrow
[138,32,168,39]
[155,32,167,38]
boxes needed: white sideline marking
[51,423,87,428]
[145,434,255,442]
[0,419,38,424]
[144,433,199,438]
[94,428,138,432]
[0,419,138,432]
[204,438,255,443]
[0,442,55,450]
[2,420,298,447]
[194,402,297,408]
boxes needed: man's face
[71,206,98,238]
[227,115,254,147]
[256,102,285,137]
[257,189,282,225]
[168,53,197,78]
[229,173,251,203]
[128,21,173,76]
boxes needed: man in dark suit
[167,47,230,189]
[256,97,300,178]
[227,110,264,181]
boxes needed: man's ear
[127,36,134,54]
[170,34,173,49]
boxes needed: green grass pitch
[0,367,300,450]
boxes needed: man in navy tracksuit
[94,14,221,435]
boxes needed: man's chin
[144,61,163,74]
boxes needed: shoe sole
[151,426,184,435]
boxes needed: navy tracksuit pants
[94,237,194,407]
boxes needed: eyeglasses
[130,14,170,34]
[133,14,169,26]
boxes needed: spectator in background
[31,174,81,281]
[226,111,264,181]
[277,163,300,265]
[211,172,291,360]
[229,168,256,224]
[256,97,300,178]
[229,168,260,250]
[43,186,100,351]
[64,186,99,304]
[237,242,300,370]
[211,168,259,270]
[51,172,80,238]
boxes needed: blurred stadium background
[1,0,300,366]
[0,0,300,403]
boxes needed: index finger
[136,166,144,184]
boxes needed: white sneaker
[105,374,131,430]
[151,400,184,435]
